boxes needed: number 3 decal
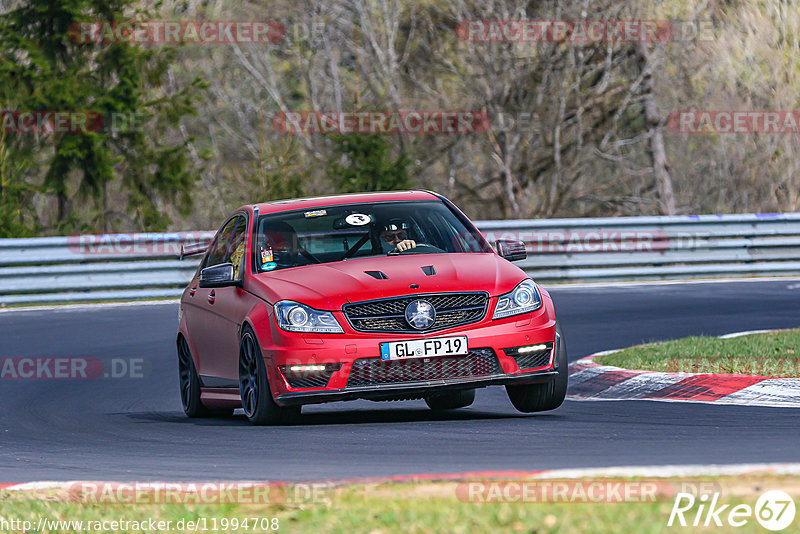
[345,213,371,226]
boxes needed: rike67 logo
[668,490,796,531]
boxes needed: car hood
[247,253,527,310]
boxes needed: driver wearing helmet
[380,218,418,252]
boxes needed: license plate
[380,336,468,361]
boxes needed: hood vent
[364,270,389,280]
[421,265,437,276]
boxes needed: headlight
[274,301,344,333]
[492,280,542,319]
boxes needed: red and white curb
[568,330,800,407]
[3,463,800,492]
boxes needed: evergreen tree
[0,127,35,237]
[0,0,203,234]
[327,133,411,193]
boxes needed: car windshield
[254,200,489,273]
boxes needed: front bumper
[253,297,559,406]
[275,368,558,405]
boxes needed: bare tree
[163,0,800,228]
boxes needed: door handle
[208,290,215,304]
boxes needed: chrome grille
[343,292,488,333]
[346,348,501,387]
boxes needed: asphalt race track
[1,280,799,483]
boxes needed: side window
[204,216,240,268]
[199,235,218,271]
[227,216,248,279]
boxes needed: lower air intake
[505,343,553,370]
[346,348,502,388]
[279,364,340,389]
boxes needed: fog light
[517,344,547,354]
[289,365,326,372]
[279,363,343,375]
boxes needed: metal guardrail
[0,233,211,305]
[2,214,800,305]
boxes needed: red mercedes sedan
[177,191,567,424]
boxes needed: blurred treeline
[1,0,799,236]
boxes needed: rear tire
[239,327,301,425]
[177,336,233,418]
[506,322,568,413]
[425,389,475,410]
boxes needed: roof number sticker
[345,213,371,226]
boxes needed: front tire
[425,389,475,410]
[239,327,301,425]
[506,322,568,413]
[177,336,233,418]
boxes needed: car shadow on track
[123,408,564,427]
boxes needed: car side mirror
[495,239,527,261]
[199,263,239,288]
